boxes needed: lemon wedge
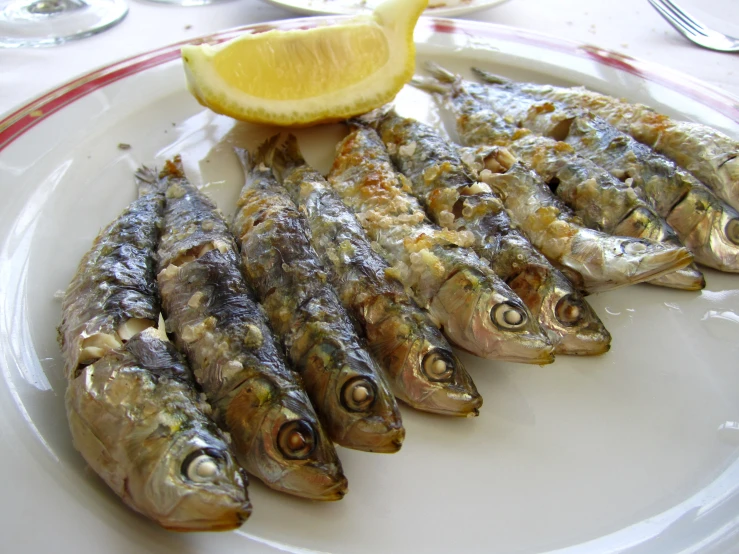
[181,0,428,126]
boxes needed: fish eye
[182,449,222,483]
[555,294,584,326]
[621,240,647,255]
[491,302,527,330]
[341,377,376,412]
[725,219,739,245]
[421,349,455,382]
[277,420,317,460]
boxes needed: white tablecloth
[1,0,738,117]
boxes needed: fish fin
[270,134,305,180]
[470,67,511,86]
[409,75,451,96]
[134,165,166,198]
[423,62,459,84]
[160,155,186,180]
[353,103,395,127]
[235,135,282,175]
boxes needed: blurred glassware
[147,0,230,6]
[0,0,128,48]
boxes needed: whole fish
[149,159,347,500]
[469,68,739,274]
[415,67,703,291]
[372,110,611,355]
[231,143,405,453]
[496,78,739,214]
[59,188,250,531]
[328,124,554,364]
[269,134,482,416]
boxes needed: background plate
[1,17,739,554]
[260,0,511,17]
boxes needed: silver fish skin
[373,110,611,356]
[414,70,703,291]
[328,124,554,365]
[468,69,739,274]
[269,134,482,416]
[66,331,251,531]
[498,79,739,215]
[59,190,250,531]
[231,143,405,453]
[151,158,347,501]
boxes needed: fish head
[393,334,482,417]
[508,267,611,356]
[541,290,611,356]
[429,268,554,364]
[703,206,739,272]
[225,378,348,501]
[303,343,405,453]
[137,423,252,531]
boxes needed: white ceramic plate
[2,17,739,554]
[260,0,510,17]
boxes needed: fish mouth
[647,264,706,291]
[338,420,406,453]
[472,334,555,365]
[269,465,349,502]
[158,495,252,532]
[554,331,611,356]
[406,388,483,417]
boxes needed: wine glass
[0,0,128,48]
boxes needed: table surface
[1,0,738,117]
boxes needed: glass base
[0,0,128,48]
[146,0,232,6]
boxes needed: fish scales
[432,78,704,291]
[469,70,739,273]
[469,70,739,274]
[59,188,250,531]
[374,111,611,355]
[510,81,739,215]
[269,135,482,416]
[153,158,347,501]
[414,69,692,292]
[232,144,404,453]
[328,124,554,365]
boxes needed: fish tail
[409,75,450,96]
[235,135,281,175]
[471,67,511,86]
[160,155,186,180]
[353,103,395,127]
[134,165,166,198]
[423,62,459,84]
[270,134,304,179]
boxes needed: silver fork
[648,0,739,52]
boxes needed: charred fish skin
[373,111,611,356]
[59,189,251,531]
[231,144,405,453]
[414,70,704,291]
[269,135,482,417]
[66,331,251,531]
[152,159,347,501]
[328,124,554,365]
[59,193,163,377]
[501,79,739,215]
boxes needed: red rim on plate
[1,17,738,153]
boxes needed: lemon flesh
[181,0,428,126]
